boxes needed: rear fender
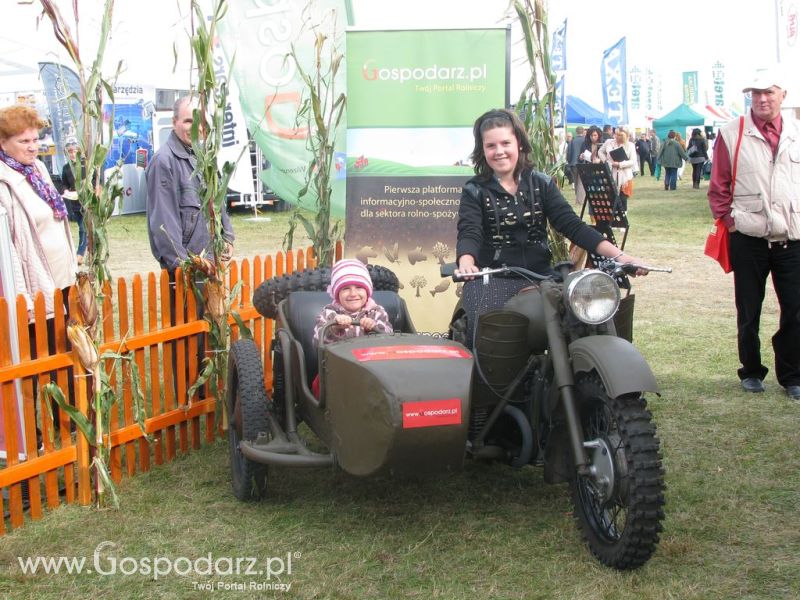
[569,335,659,398]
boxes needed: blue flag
[554,74,566,127]
[601,37,628,126]
[38,62,83,174]
[551,19,567,72]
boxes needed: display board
[344,28,509,333]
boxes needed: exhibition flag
[38,62,82,173]
[601,37,627,126]
[682,71,699,105]
[551,19,567,72]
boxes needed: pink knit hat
[328,259,373,300]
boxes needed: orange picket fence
[0,245,338,535]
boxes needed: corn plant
[510,0,569,261]
[283,4,346,268]
[37,0,147,508]
[180,0,250,424]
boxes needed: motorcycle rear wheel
[569,372,665,570]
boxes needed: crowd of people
[564,123,714,196]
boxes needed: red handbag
[704,218,732,273]
[705,116,743,275]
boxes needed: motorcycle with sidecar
[226,260,667,569]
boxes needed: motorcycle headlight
[564,270,621,325]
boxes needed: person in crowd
[686,128,709,189]
[708,68,800,400]
[649,129,661,179]
[61,139,87,264]
[575,125,603,207]
[675,131,688,181]
[455,109,647,345]
[635,132,653,176]
[0,105,76,321]
[0,105,78,421]
[146,96,235,273]
[311,259,393,396]
[146,96,235,401]
[599,125,638,212]
[558,132,571,184]
[657,130,689,191]
[601,124,613,141]
[566,126,585,188]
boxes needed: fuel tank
[322,334,473,477]
[504,284,548,353]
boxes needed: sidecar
[226,289,474,500]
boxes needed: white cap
[742,67,788,93]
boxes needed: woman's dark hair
[581,125,603,153]
[691,128,703,137]
[470,108,533,180]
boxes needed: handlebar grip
[440,262,458,278]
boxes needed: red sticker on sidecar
[352,345,471,361]
[402,399,462,429]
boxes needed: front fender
[570,335,659,398]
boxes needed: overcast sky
[0,1,779,114]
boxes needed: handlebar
[612,261,672,275]
[440,261,672,282]
[440,263,551,283]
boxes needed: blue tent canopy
[566,95,605,126]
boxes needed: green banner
[345,28,508,333]
[347,29,508,128]
[217,0,347,214]
[682,71,699,105]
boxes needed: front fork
[542,281,591,476]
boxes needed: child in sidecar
[310,259,393,396]
[312,259,393,347]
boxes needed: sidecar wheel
[569,372,665,570]
[253,265,400,319]
[227,339,270,501]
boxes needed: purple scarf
[0,149,68,220]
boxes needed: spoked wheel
[227,339,270,501]
[569,372,665,570]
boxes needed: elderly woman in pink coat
[0,104,77,321]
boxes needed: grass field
[0,176,798,599]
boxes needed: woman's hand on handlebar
[617,254,649,277]
[455,256,481,280]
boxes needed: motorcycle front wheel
[569,372,665,570]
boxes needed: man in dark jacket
[146,96,235,401]
[146,97,234,272]
[635,133,652,175]
[566,126,585,187]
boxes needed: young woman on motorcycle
[455,108,645,345]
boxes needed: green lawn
[1,176,799,600]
